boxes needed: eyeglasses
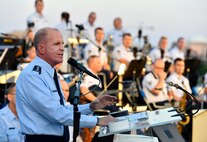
[154,65,164,70]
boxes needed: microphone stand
[73,71,83,142]
[169,83,200,118]
[3,60,8,106]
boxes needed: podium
[99,107,181,137]
[113,134,158,142]
[192,109,207,142]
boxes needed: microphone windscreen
[67,57,77,66]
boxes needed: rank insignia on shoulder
[33,65,41,74]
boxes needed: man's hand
[97,115,117,126]
[90,95,117,111]
[158,71,167,81]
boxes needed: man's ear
[38,44,45,54]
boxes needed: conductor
[16,27,117,142]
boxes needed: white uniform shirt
[149,48,171,63]
[80,69,102,89]
[112,45,134,72]
[27,12,49,34]
[84,42,108,66]
[55,21,74,45]
[133,37,145,50]
[142,72,169,103]
[106,28,125,47]
[0,105,24,142]
[82,21,96,40]
[167,72,192,99]
[169,47,185,60]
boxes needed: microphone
[166,81,174,87]
[167,81,199,116]
[67,57,99,80]
[138,29,142,39]
[75,24,84,31]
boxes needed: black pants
[25,134,65,142]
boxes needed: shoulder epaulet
[32,65,41,74]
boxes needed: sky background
[0,0,207,46]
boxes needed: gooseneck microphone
[166,81,199,117]
[67,57,99,80]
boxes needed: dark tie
[53,70,69,142]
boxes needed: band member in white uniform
[82,12,97,40]
[169,37,186,60]
[167,58,192,101]
[106,17,125,47]
[149,36,171,63]
[84,27,109,71]
[27,0,49,34]
[142,59,170,107]
[112,33,134,72]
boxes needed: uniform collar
[34,57,55,78]
[120,44,131,51]
[173,72,183,80]
[2,105,16,121]
[175,46,183,52]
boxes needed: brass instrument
[177,83,190,133]
[68,73,87,87]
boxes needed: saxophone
[177,81,190,133]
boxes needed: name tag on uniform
[52,90,58,92]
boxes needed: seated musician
[142,59,170,110]
[80,55,103,103]
[17,46,36,70]
[80,55,118,142]
[166,58,192,102]
[84,27,113,84]
[112,33,134,72]
[79,55,102,142]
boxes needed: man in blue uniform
[16,27,117,142]
[0,84,24,142]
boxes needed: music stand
[0,47,19,70]
[122,58,147,110]
[123,58,146,80]
[164,61,171,73]
[184,58,200,87]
